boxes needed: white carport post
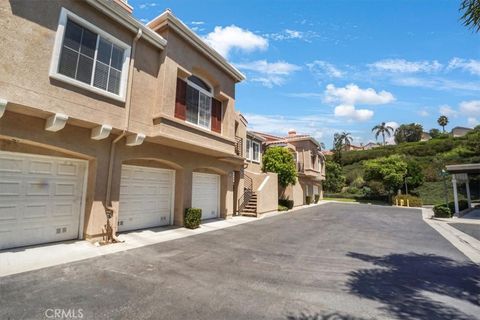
[452,175,459,215]
[466,174,472,209]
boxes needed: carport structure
[446,163,480,214]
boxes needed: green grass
[323,197,387,205]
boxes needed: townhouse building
[241,130,325,212]
[0,0,249,249]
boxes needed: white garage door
[118,165,174,232]
[0,151,87,250]
[192,172,220,220]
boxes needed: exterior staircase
[238,174,258,217]
[241,191,257,217]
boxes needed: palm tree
[437,115,449,133]
[338,132,353,150]
[371,122,394,146]
[460,0,480,32]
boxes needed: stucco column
[452,175,459,215]
[466,175,472,209]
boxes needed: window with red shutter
[175,78,187,120]
[211,98,222,133]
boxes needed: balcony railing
[235,136,243,157]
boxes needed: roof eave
[147,11,245,82]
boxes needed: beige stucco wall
[256,172,278,214]
[0,0,162,136]
[0,112,241,239]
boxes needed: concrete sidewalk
[0,202,325,277]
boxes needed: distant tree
[371,122,394,145]
[394,123,423,144]
[324,161,346,193]
[429,128,441,139]
[460,0,480,32]
[262,146,297,188]
[405,160,425,190]
[332,132,353,164]
[363,155,408,196]
[437,115,449,132]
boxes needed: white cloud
[418,109,429,117]
[324,84,394,122]
[138,2,159,9]
[369,59,442,73]
[334,104,374,121]
[203,25,268,58]
[468,117,479,127]
[266,29,304,41]
[385,121,400,144]
[244,113,342,143]
[439,104,457,117]
[307,60,344,82]
[459,100,480,116]
[324,84,395,105]
[393,77,480,92]
[447,58,480,75]
[191,21,205,25]
[234,60,301,88]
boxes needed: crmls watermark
[44,308,84,319]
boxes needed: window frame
[246,139,252,160]
[49,8,131,102]
[252,141,261,163]
[185,77,213,130]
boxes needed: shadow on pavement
[346,252,480,320]
[286,311,373,320]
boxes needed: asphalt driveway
[1,203,479,320]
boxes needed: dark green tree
[460,0,480,32]
[363,155,408,195]
[429,128,441,139]
[437,115,449,133]
[394,123,423,144]
[405,160,425,190]
[324,161,346,193]
[372,122,394,145]
[262,146,297,188]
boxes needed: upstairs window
[50,8,131,101]
[246,139,260,163]
[186,76,212,129]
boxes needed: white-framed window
[252,141,260,162]
[246,139,252,160]
[50,8,131,102]
[186,75,212,129]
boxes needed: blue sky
[130,0,480,148]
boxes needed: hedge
[279,199,294,209]
[393,195,423,207]
[185,208,201,229]
[433,204,452,218]
[305,195,312,205]
[448,199,469,213]
[314,194,320,203]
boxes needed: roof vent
[288,129,297,137]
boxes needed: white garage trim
[192,172,220,220]
[118,165,175,232]
[0,150,88,249]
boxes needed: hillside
[326,129,480,205]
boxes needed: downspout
[104,28,142,242]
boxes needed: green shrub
[448,199,469,212]
[279,199,294,209]
[433,204,452,218]
[393,195,423,207]
[350,176,365,188]
[314,194,320,203]
[278,205,288,212]
[184,208,201,229]
[345,186,362,195]
[305,195,312,205]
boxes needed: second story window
[175,76,223,133]
[186,76,212,129]
[246,138,260,163]
[50,8,131,101]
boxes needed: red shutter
[211,98,222,133]
[175,78,187,120]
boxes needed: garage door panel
[118,165,174,232]
[57,163,80,176]
[0,151,86,250]
[192,173,219,220]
